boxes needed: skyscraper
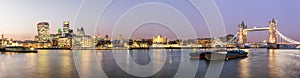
[63,21,70,35]
[37,22,50,42]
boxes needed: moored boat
[1,46,37,53]
[204,52,227,60]
[225,50,248,60]
[190,50,248,60]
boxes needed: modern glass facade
[37,22,50,42]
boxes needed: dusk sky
[0,0,300,42]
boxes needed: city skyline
[0,0,300,42]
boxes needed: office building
[36,22,50,42]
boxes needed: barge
[190,50,248,60]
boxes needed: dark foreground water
[0,49,300,78]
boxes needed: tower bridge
[215,18,300,49]
[237,18,278,48]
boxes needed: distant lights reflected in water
[79,50,92,78]
[267,49,280,78]
[37,50,50,78]
[61,50,73,78]
[1,52,20,55]
[1,49,300,77]
[238,49,249,78]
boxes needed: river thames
[0,49,300,78]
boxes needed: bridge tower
[237,21,247,48]
[268,18,278,48]
[268,18,278,43]
[238,21,247,44]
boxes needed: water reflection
[268,49,279,78]
[60,50,74,78]
[97,49,180,78]
[238,49,250,78]
[1,49,300,78]
[79,50,92,78]
[73,50,108,78]
[1,52,20,55]
[0,50,79,78]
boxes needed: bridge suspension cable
[214,33,238,45]
[274,28,300,44]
